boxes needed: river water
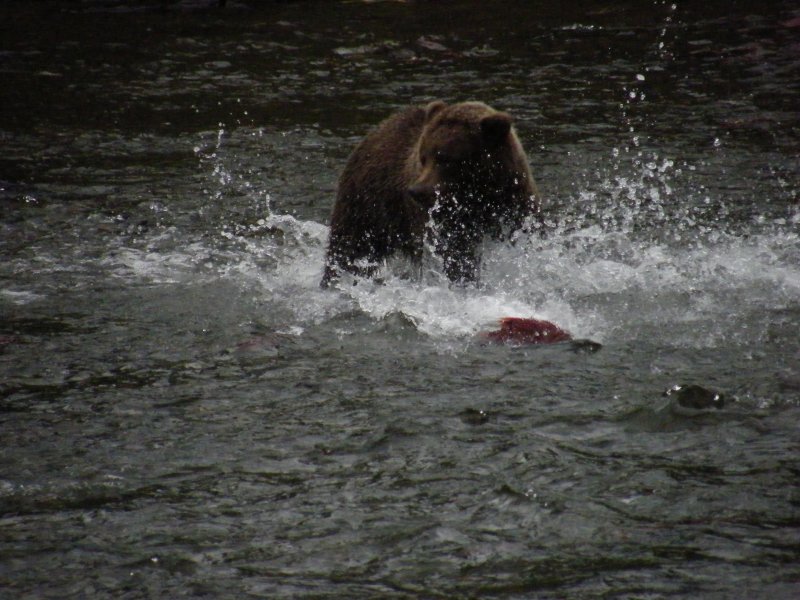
[1,1,799,598]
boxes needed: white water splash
[95,198,798,348]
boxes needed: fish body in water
[481,317,573,345]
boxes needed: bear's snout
[407,183,435,206]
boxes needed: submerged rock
[459,408,490,425]
[664,384,725,410]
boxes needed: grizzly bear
[320,100,542,287]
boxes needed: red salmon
[481,317,572,345]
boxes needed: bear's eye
[435,151,454,165]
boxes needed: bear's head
[407,101,529,282]
[407,100,516,212]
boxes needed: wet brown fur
[321,101,541,287]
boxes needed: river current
[1,1,799,598]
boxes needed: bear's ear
[481,112,512,143]
[424,100,447,122]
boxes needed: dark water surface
[2,1,799,597]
